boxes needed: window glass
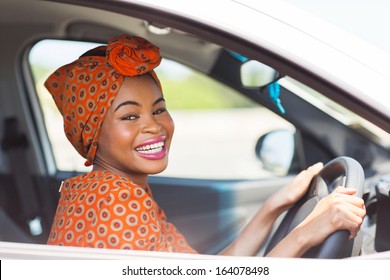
[29,39,294,179]
[279,77,390,147]
[29,40,101,172]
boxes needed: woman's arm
[219,162,324,256]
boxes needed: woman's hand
[267,162,324,213]
[295,186,366,247]
[267,186,366,258]
[220,162,323,256]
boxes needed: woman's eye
[122,115,139,121]
[154,108,166,115]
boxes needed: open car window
[28,39,294,180]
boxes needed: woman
[45,34,365,256]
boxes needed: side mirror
[255,130,296,175]
[240,60,279,88]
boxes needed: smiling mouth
[135,141,165,154]
[134,136,167,160]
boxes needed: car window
[28,39,294,179]
[279,76,390,148]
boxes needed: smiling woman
[45,34,197,252]
[94,76,175,186]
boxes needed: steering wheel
[263,156,365,258]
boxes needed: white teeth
[136,141,164,153]
[137,147,163,154]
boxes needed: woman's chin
[147,164,169,175]
[137,159,169,175]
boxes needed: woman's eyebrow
[153,97,165,105]
[114,100,141,112]
[114,97,165,112]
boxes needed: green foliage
[158,71,256,110]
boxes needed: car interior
[1,0,390,259]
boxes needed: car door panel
[149,176,293,253]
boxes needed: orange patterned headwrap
[45,34,162,166]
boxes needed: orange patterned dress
[47,170,197,253]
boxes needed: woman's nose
[141,115,161,133]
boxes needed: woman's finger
[333,186,357,195]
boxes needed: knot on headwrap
[107,35,161,76]
[44,34,162,166]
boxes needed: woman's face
[95,75,174,183]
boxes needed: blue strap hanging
[228,51,248,63]
[268,81,285,114]
[229,50,285,114]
